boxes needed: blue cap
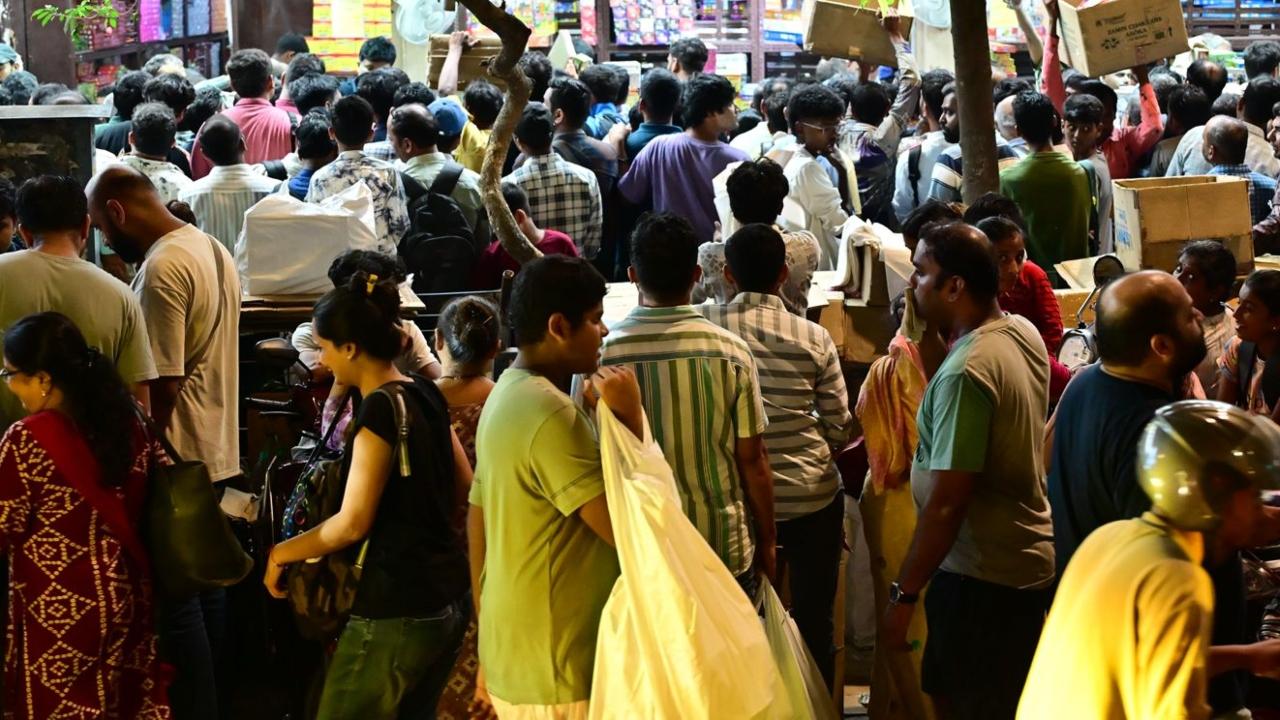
[0,44,19,65]
[428,99,468,138]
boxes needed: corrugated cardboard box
[1113,176,1254,274]
[1056,0,1189,77]
[799,0,913,68]
[427,35,505,92]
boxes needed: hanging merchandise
[609,0,696,47]
[588,403,791,720]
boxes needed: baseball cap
[428,99,468,138]
[0,44,20,66]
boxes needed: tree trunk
[950,2,998,204]
[453,0,540,264]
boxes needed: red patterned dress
[0,410,170,720]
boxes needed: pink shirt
[1043,35,1164,180]
[190,98,295,179]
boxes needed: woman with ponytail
[0,312,170,719]
[264,273,474,719]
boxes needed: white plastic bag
[235,183,377,296]
[759,583,840,720]
[589,403,789,720]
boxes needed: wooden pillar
[949,1,997,203]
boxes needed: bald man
[1203,114,1279,225]
[388,102,485,231]
[1047,270,1207,571]
[88,164,241,717]
[885,221,1054,718]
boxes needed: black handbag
[138,407,255,599]
[286,385,411,641]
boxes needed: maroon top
[473,228,580,289]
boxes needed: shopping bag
[759,583,840,720]
[234,183,378,295]
[589,403,790,720]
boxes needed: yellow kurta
[1017,514,1214,720]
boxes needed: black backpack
[402,163,475,245]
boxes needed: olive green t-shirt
[469,369,619,705]
[999,150,1092,284]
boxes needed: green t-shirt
[910,314,1055,590]
[999,150,1092,283]
[469,369,619,705]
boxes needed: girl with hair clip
[265,273,474,719]
[0,312,170,719]
[432,294,501,720]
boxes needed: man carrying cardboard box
[1042,0,1163,181]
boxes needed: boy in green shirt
[467,255,644,717]
[999,90,1092,285]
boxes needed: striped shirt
[600,305,767,576]
[699,293,852,519]
[178,164,281,252]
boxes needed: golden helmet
[1138,400,1280,531]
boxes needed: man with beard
[925,82,1021,205]
[85,165,240,719]
[882,221,1054,718]
[1047,270,1208,573]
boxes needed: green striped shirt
[600,305,767,576]
[699,293,852,520]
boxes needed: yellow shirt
[444,94,492,173]
[1017,514,1213,720]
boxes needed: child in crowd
[1218,269,1280,418]
[1175,240,1238,397]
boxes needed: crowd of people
[2,2,1280,718]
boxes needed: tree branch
[454,0,540,265]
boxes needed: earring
[40,390,48,398]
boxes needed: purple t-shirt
[618,133,748,243]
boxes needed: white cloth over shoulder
[589,403,790,720]
[235,183,379,295]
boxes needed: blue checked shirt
[502,153,603,259]
[306,150,409,255]
[1208,164,1278,226]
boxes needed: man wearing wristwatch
[885,223,1055,718]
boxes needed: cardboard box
[427,35,505,92]
[799,0,913,68]
[1113,176,1254,274]
[1056,0,1189,77]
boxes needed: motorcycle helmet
[1138,400,1280,531]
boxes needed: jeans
[159,588,227,720]
[316,601,467,720]
[777,492,845,690]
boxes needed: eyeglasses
[799,121,841,134]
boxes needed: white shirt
[178,164,281,252]
[730,123,778,161]
[784,146,848,270]
[132,223,241,481]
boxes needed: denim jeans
[159,588,227,720]
[316,601,466,720]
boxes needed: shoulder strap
[25,412,152,580]
[1240,341,1258,406]
[908,143,923,208]
[401,171,427,204]
[184,235,226,379]
[372,385,413,477]
[430,163,465,198]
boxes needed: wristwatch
[889,582,919,605]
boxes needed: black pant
[777,492,845,690]
[921,570,1051,720]
[159,588,227,720]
